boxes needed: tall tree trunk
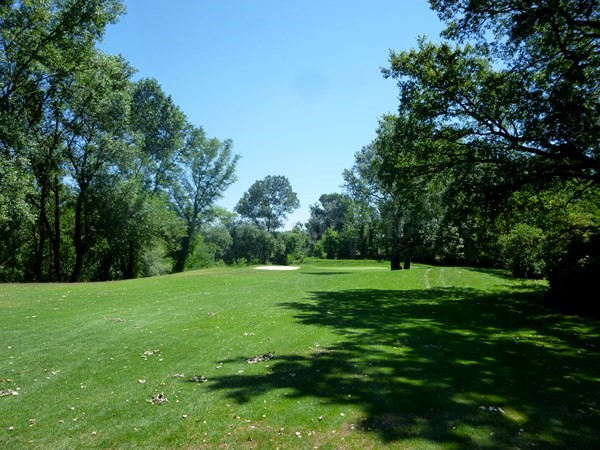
[390,215,402,271]
[174,232,192,273]
[34,186,48,281]
[70,194,85,282]
[123,241,136,279]
[52,177,62,281]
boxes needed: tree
[384,0,600,190]
[129,78,187,194]
[171,128,239,272]
[1,0,125,153]
[1,0,125,281]
[235,175,300,232]
[61,52,134,281]
[307,193,353,240]
[226,223,276,265]
[0,154,34,281]
[377,0,600,311]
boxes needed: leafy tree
[0,0,125,153]
[235,175,300,232]
[61,52,134,281]
[321,228,340,259]
[0,154,34,281]
[307,194,353,239]
[498,224,546,279]
[226,223,275,265]
[280,225,311,263]
[374,0,600,310]
[171,129,239,272]
[1,0,125,281]
[129,78,187,194]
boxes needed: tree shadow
[206,283,600,448]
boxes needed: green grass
[1,262,599,449]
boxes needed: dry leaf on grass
[148,393,168,405]
[246,352,274,364]
[188,375,208,383]
[0,389,19,396]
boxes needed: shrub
[544,226,600,317]
[498,224,546,279]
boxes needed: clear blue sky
[100,0,445,228]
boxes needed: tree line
[0,0,242,281]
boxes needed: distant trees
[224,176,308,265]
[235,175,299,232]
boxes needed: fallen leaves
[148,393,168,405]
[246,352,274,364]
[0,389,19,397]
[479,405,505,414]
[188,375,208,383]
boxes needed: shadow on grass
[206,281,600,448]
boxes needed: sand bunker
[255,265,300,271]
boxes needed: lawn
[1,261,599,449]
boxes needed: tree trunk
[403,260,411,270]
[390,253,402,271]
[123,241,136,279]
[174,233,191,273]
[69,194,85,282]
[52,178,63,281]
[34,186,48,281]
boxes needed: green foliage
[544,209,600,316]
[498,224,546,279]
[141,242,174,278]
[321,227,340,259]
[342,0,600,313]
[279,227,311,263]
[171,131,239,272]
[227,223,275,265]
[0,1,237,281]
[235,175,300,232]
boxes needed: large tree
[171,128,239,272]
[62,52,134,281]
[384,0,600,190]
[129,78,187,195]
[0,0,125,153]
[235,175,300,232]
[377,0,600,312]
[0,0,125,281]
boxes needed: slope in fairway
[1,262,599,449]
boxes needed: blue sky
[100,0,445,228]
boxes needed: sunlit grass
[1,262,599,449]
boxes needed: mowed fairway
[1,261,599,449]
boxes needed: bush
[544,226,600,317]
[498,224,546,279]
[142,243,173,278]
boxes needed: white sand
[255,265,300,271]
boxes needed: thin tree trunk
[52,177,62,281]
[70,194,85,282]
[35,186,48,281]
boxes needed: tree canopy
[361,0,600,313]
[235,175,300,232]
